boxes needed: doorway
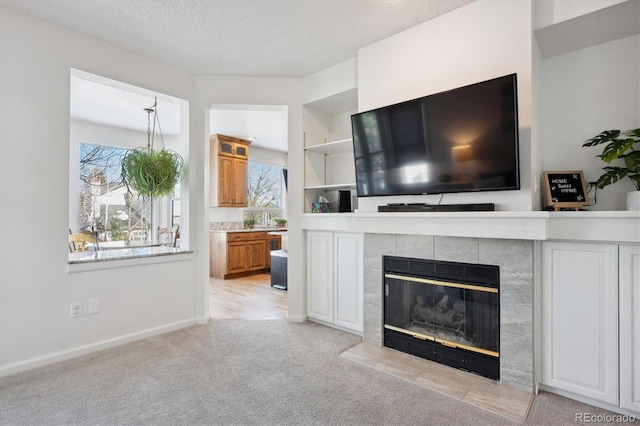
[208,104,288,320]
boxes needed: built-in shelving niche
[303,90,358,213]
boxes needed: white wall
[195,76,305,321]
[531,17,544,212]
[0,7,205,375]
[538,34,640,210]
[356,0,534,212]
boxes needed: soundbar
[378,203,495,212]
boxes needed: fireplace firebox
[383,256,500,380]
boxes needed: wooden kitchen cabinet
[210,230,272,279]
[210,134,250,207]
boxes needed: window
[243,162,284,227]
[77,143,153,243]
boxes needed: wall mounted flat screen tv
[351,74,520,197]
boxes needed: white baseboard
[306,317,363,337]
[0,318,198,378]
[197,311,211,324]
[538,384,640,418]
[286,314,307,323]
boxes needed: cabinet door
[227,242,248,274]
[218,140,234,157]
[233,158,248,207]
[306,231,333,323]
[620,245,640,413]
[333,233,363,333]
[248,240,267,270]
[234,142,249,159]
[542,242,618,405]
[218,156,234,207]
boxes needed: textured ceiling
[1,0,475,78]
[4,0,476,152]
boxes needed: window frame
[244,160,285,228]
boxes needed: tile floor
[340,342,533,423]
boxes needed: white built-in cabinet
[306,231,363,335]
[620,245,640,414]
[542,241,640,415]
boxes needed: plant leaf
[598,138,635,162]
[595,167,628,189]
[583,129,621,147]
[624,150,640,173]
[622,128,640,138]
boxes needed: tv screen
[351,74,520,197]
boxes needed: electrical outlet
[70,302,81,318]
[89,299,101,314]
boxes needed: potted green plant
[274,218,287,228]
[120,99,184,198]
[121,147,184,198]
[583,128,640,210]
[243,218,257,229]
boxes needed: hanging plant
[121,147,183,197]
[120,97,184,198]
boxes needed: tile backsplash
[209,221,243,230]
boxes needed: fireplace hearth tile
[463,376,533,423]
[340,342,533,423]
[414,363,477,400]
[339,341,388,367]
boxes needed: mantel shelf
[304,138,353,156]
[304,183,356,191]
[300,211,640,243]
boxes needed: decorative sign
[542,171,589,210]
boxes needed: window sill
[67,247,195,273]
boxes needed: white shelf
[304,138,353,156]
[304,183,356,191]
[534,0,639,58]
[303,87,358,115]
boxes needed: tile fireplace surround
[300,210,640,394]
[364,233,534,392]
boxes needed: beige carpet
[0,320,624,425]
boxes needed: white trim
[0,318,198,378]
[67,250,195,273]
[197,311,211,324]
[539,385,639,418]
[286,314,307,323]
[307,317,363,337]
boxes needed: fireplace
[383,256,500,380]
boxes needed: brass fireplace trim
[384,324,499,358]
[384,273,498,294]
